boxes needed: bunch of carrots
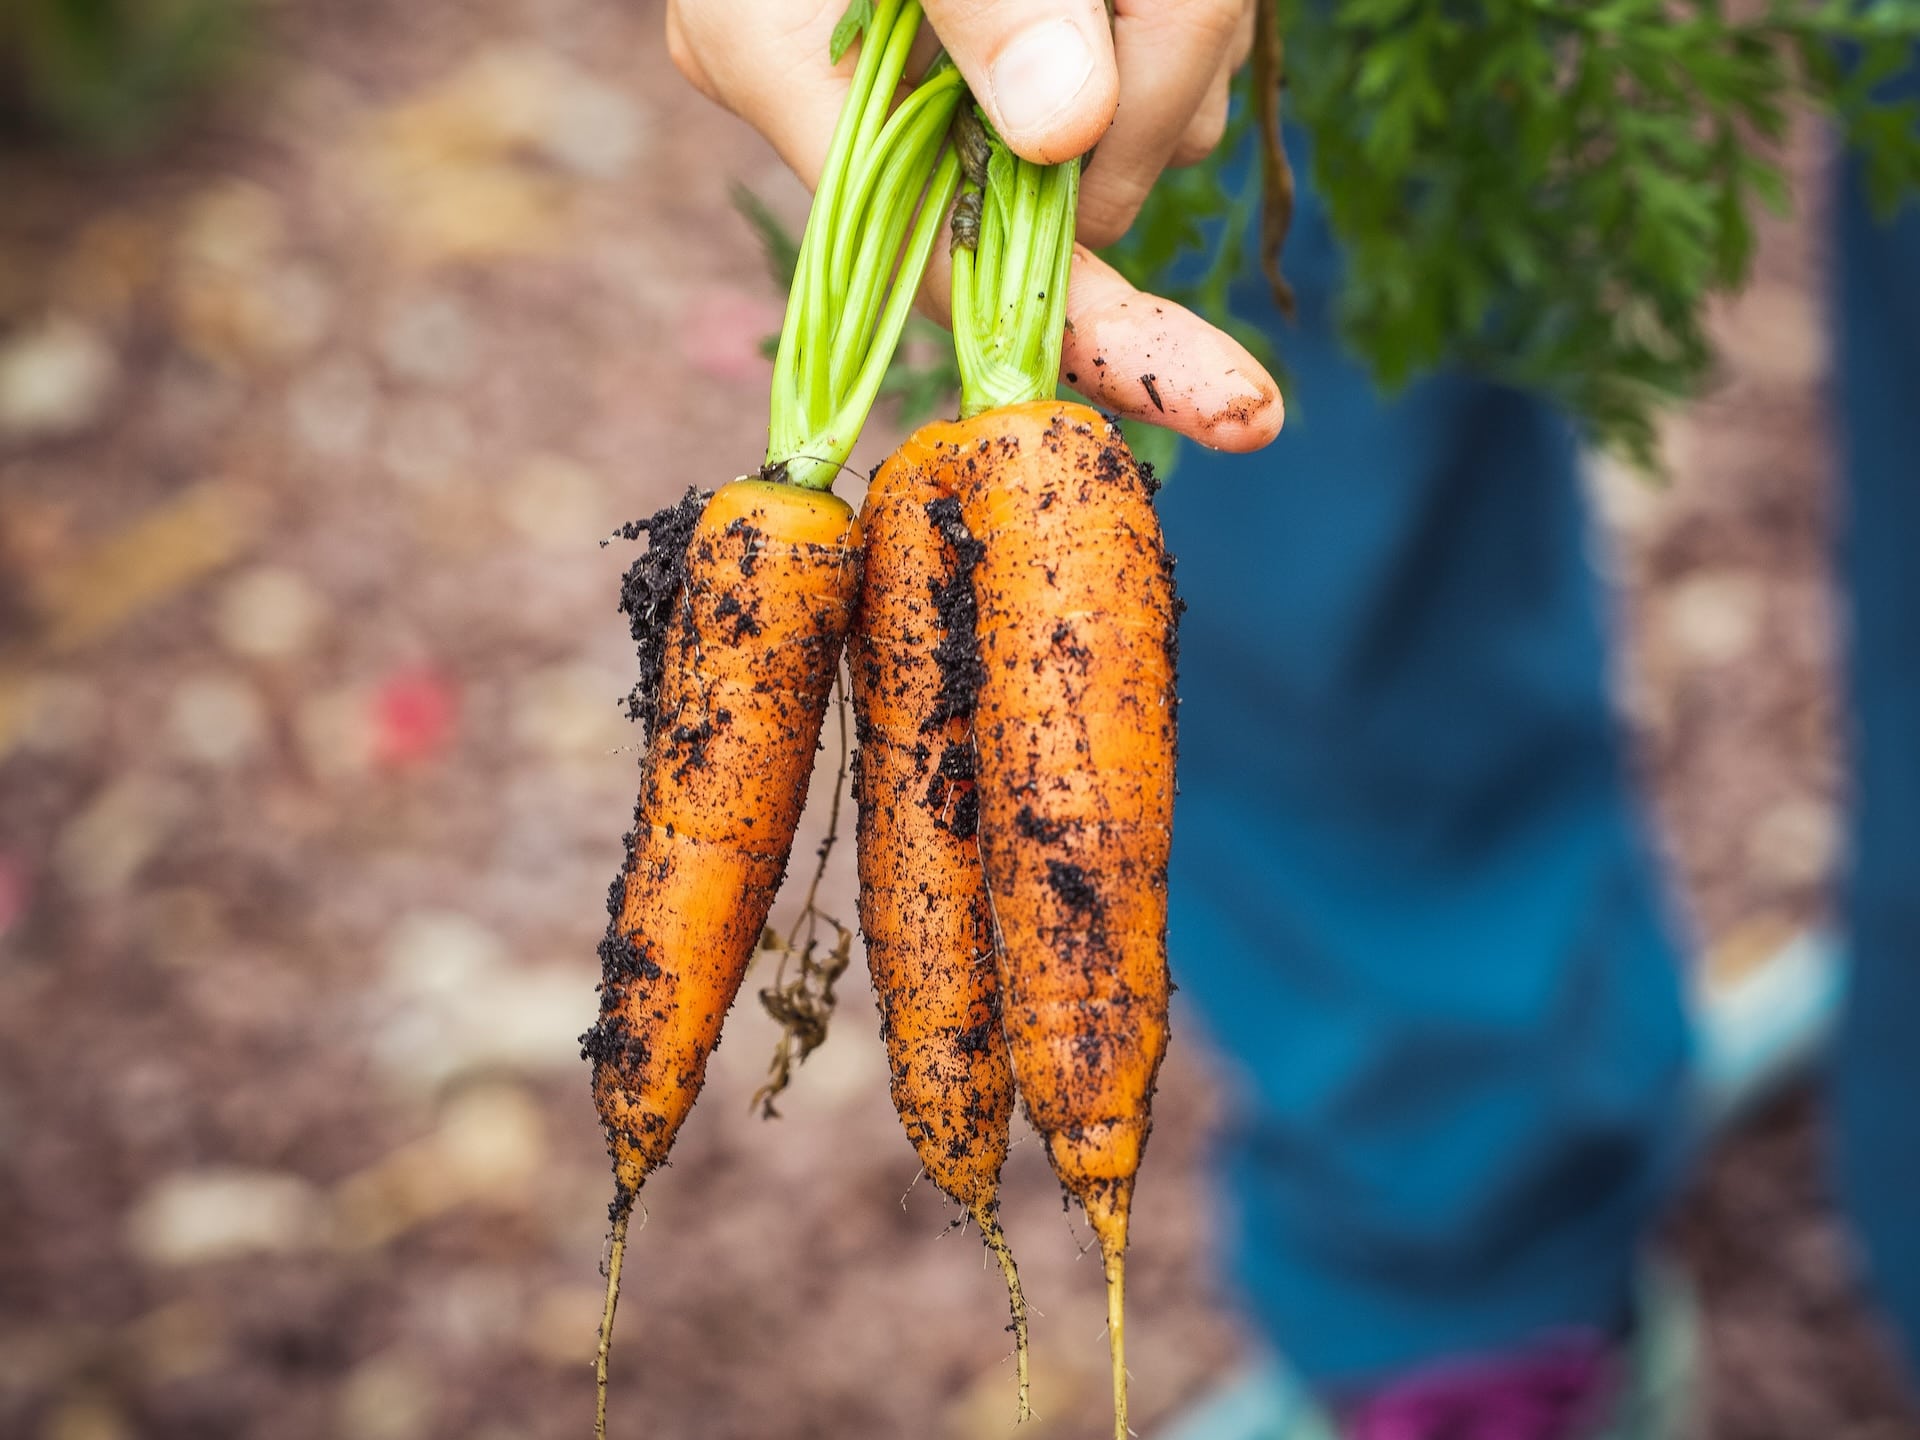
[582,6,1176,1437]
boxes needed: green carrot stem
[766,4,959,490]
[952,115,1080,418]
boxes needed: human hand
[667,0,1282,451]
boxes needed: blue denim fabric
[1154,136,1695,1386]
[1832,114,1920,1385]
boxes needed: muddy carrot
[580,5,964,1433]
[918,110,1178,1440]
[850,448,1031,1420]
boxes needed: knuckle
[1077,179,1150,249]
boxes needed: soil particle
[924,495,985,726]
[616,486,707,739]
[1044,858,1101,915]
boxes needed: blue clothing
[1161,122,1920,1390]
[1832,123,1920,1382]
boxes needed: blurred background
[0,1,1912,1437]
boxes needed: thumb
[922,0,1119,164]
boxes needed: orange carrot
[850,447,1031,1419]
[950,400,1176,1440]
[580,4,965,1429]
[584,478,860,1433]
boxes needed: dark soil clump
[616,486,708,740]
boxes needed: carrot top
[765,1,964,490]
[948,110,1078,418]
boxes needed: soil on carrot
[616,486,707,739]
[924,494,984,727]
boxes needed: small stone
[337,1352,436,1440]
[1748,797,1839,890]
[384,909,511,994]
[0,317,117,441]
[1584,449,1666,540]
[370,911,590,1089]
[14,674,106,756]
[1664,570,1764,666]
[1732,282,1827,388]
[55,778,189,900]
[509,663,627,761]
[177,181,285,272]
[379,294,475,387]
[288,356,379,460]
[497,453,604,546]
[537,76,644,179]
[126,1167,329,1266]
[434,1083,546,1196]
[379,398,473,490]
[167,673,268,768]
[215,564,327,660]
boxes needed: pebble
[370,909,589,1090]
[384,909,511,992]
[536,70,645,179]
[508,663,627,762]
[125,1167,330,1266]
[435,1082,546,1195]
[1748,796,1839,890]
[215,564,327,660]
[177,180,285,272]
[1584,449,1666,541]
[379,397,473,491]
[288,355,379,460]
[0,317,117,441]
[55,777,189,900]
[497,452,604,546]
[379,293,475,387]
[167,672,269,768]
[1663,570,1764,666]
[337,1352,436,1440]
[1730,282,1828,389]
[13,673,106,756]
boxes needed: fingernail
[989,19,1096,144]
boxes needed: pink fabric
[1339,1334,1617,1440]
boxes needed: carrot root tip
[975,1204,1033,1424]
[594,1194,635,1440]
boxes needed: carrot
[920,399,1176,1440]
[583,477,859,1425]
[849,448,1031,1420]
[580,5,965,1432]
[925,108,1178,1440]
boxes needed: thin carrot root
[1103,1242,1128,1440]
[975,1204,1033,1423]
[595,1195,634,1440]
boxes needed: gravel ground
[0,4,1914,1439]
